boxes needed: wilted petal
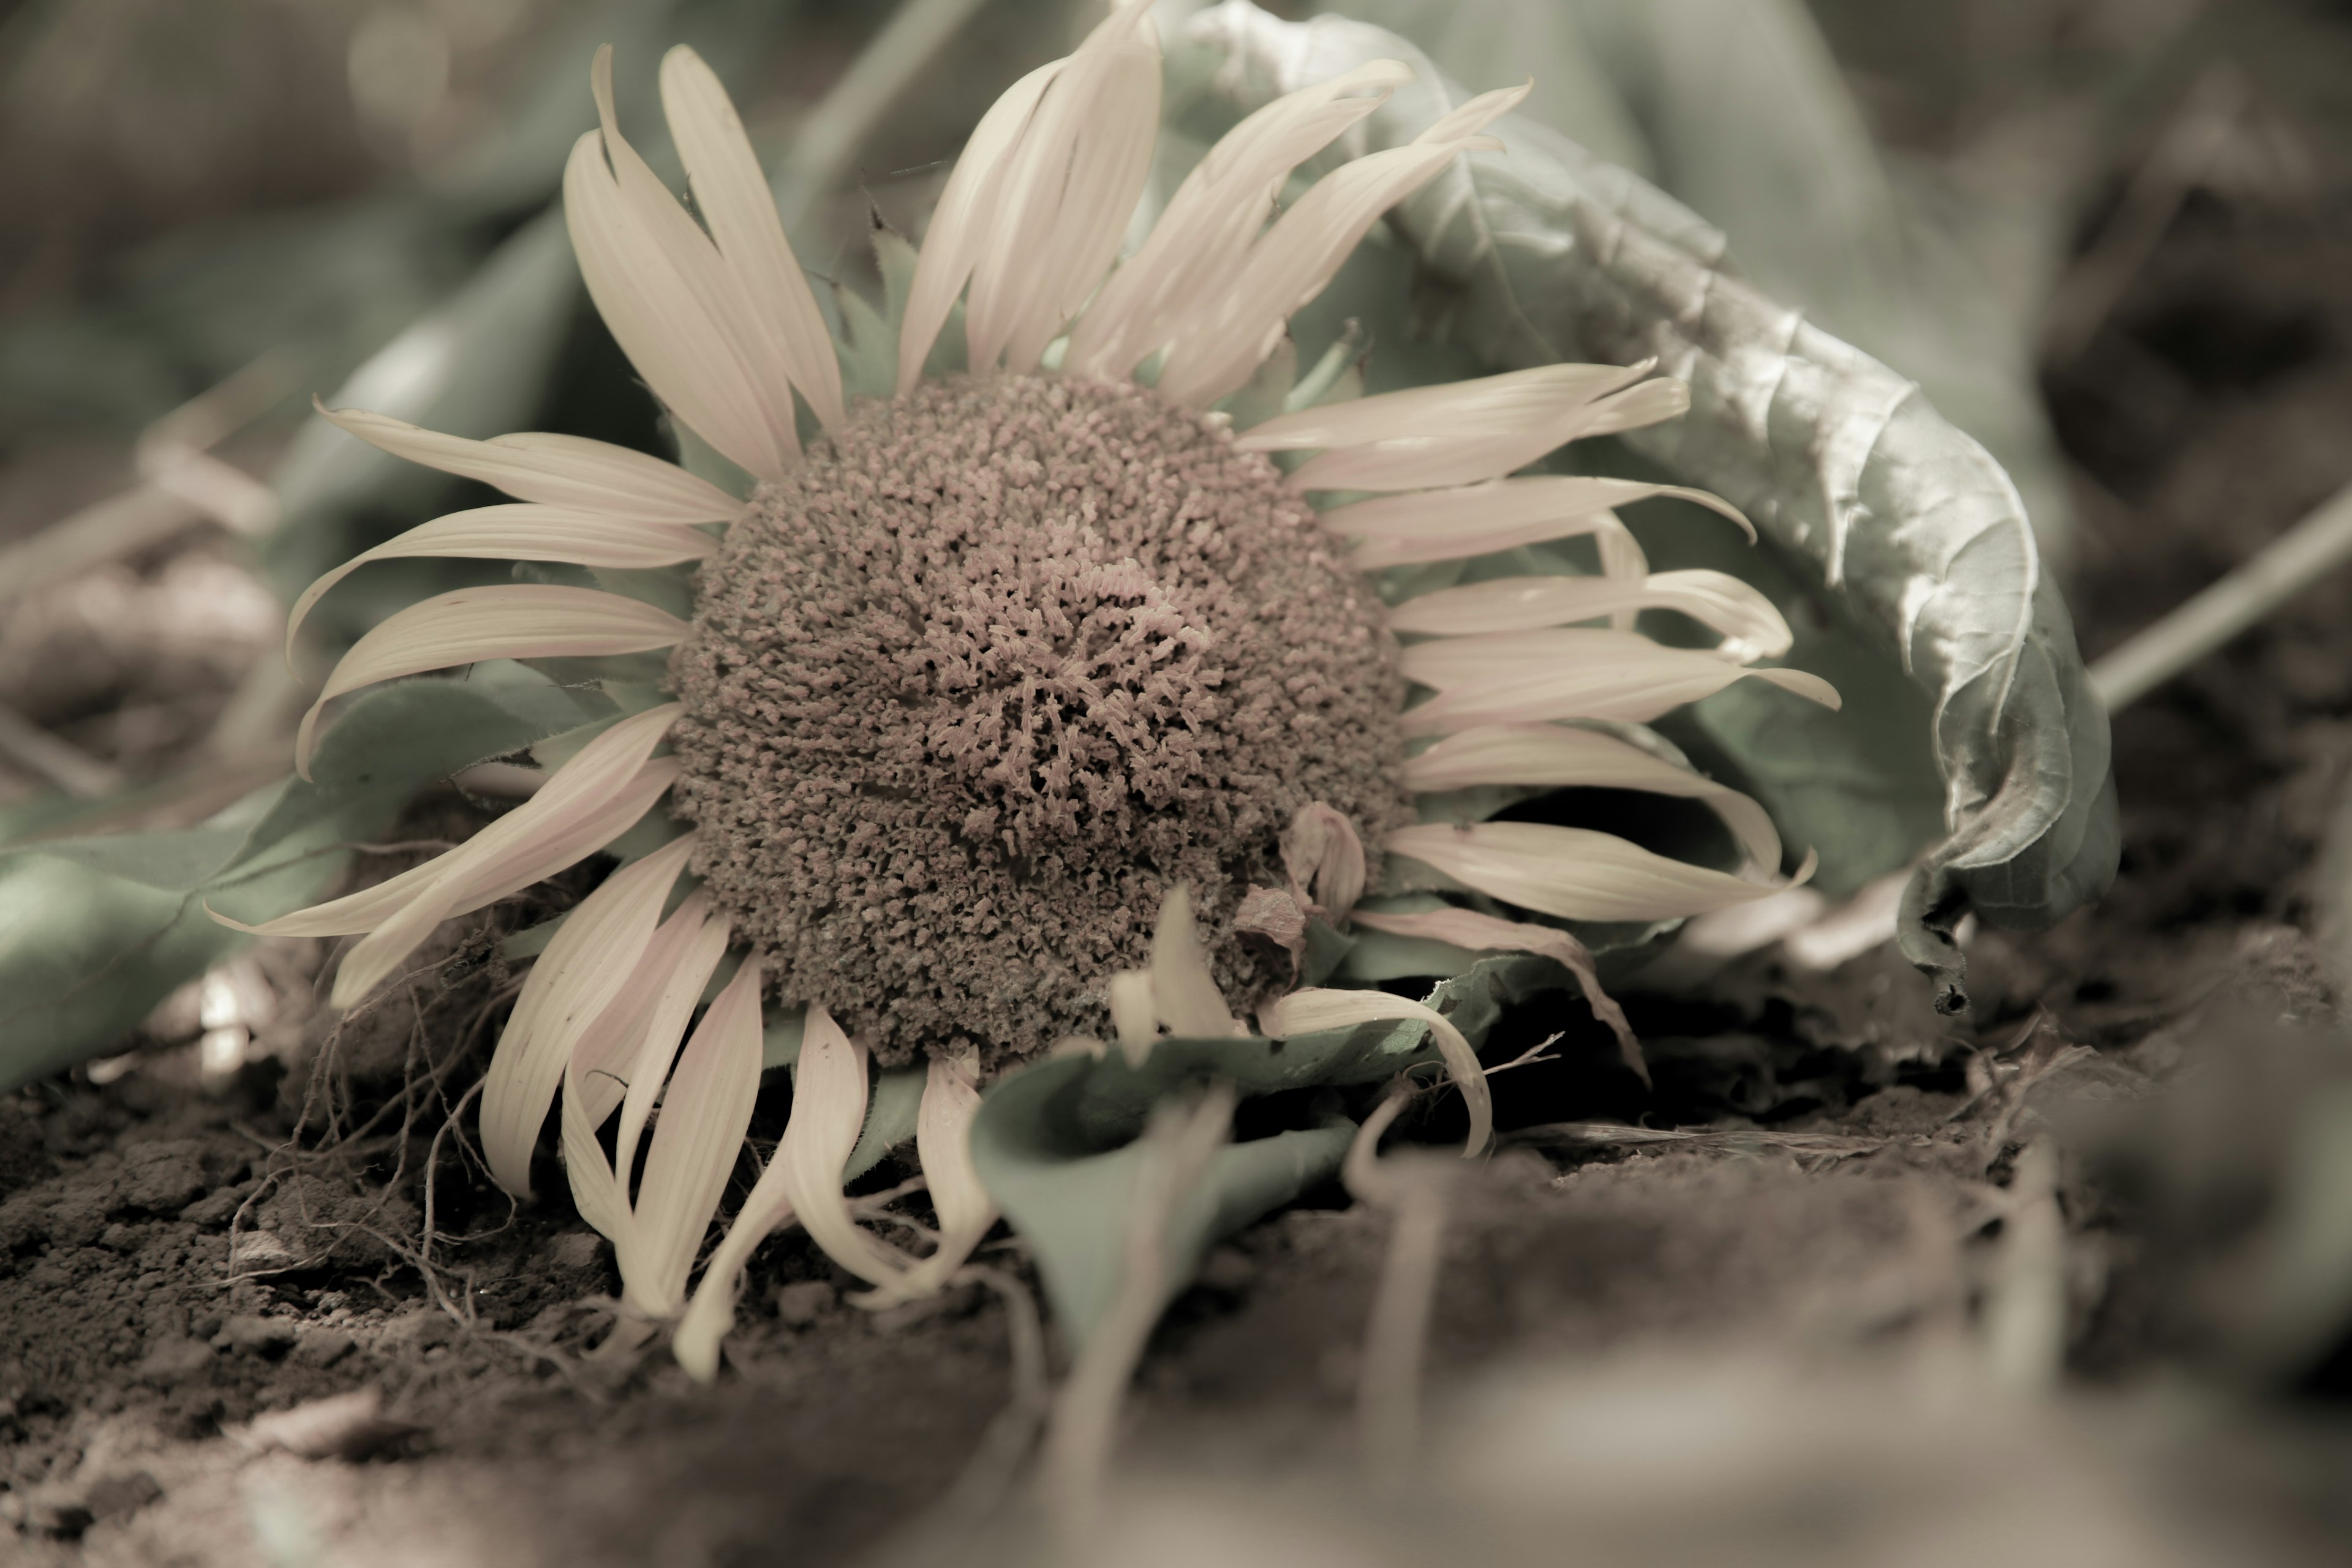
[228,704,684,943]
[1398,629,1839,736]
[1349,907,1646,1085]
[609,902,737,1172]
[287,505,712,660]
[1333,475,1751,571]
[1281,802,1367,916]
[1260,988,1488,1158]
[624,956,764,1319]
[480,832,699,1197]
[782,1006,913,1286]
[1403,723,1782,870]
[295,585,685,777]
[1065,59,1410,380]
[315,404,741,524]
[858,1052,997,1308]
[1390,569,1791,660]
[897,59,1066,393]
[660,46,845,429]
[1385,821,1811,924]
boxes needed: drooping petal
[1331,475,1751,571]
[674,1143,797,1382]
[479,832,699,1197]
[1398,629,1839,736]
[293,585,685,777]
[564,888,728,1137]
[1349,907,1646,1085]
[660,46,846,430]
[565,111,791,483]
[232,704,684,941]
[315,404,741,524]
[1154,83,1530,407]
[286,504,714,661]
[1390,569,1792,660]
[781,1006,913,1287]
[610,902,736,1174]
[1281,802,1367,917]
[1259,989,1488,1158]
[1149,884,1241,1038]
[1240,363,1691,491]
[624,955,764,1319]
[896,58,1066,393]
[966,1,1162,374]
[1385,821,1809,924]
[1404,723,1782,870]
[857,1052,997,1308]
[1063,59,1411,380]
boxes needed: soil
[13,18,2352,1568]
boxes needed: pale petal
[480,832,699,1197]
[286,504,712,661]
[1259,988,1488,1158]
[1107,969,1157,1065]
[565,127,790,482]
[1390,568,1792,659]
[674,1142,796,1382]
[1398,629,1840,736]
[856,1052,997,1308]
[1349,907,1645,1085]
[611,901,736,1175]
[1404,723,1782,870]
[316,404,741,524]
[1332,475,1752,571]
[968,4,1162,374]
[1288,375,1691,492]
[1385,821,1809,924]
[782,1006,913,1286]
[1281,802,1366,916]
[294,585,685,777]
[1065,60,1410,380]
[896,59,1065,394]
[236,704,683,940]
[1149,885,1240,1038]
[560,1039,633,1254]
[660,46,846,429]
[565,888,725,1137]
[625,955,764,1318]
[1241,364,1645,451]
[1153,83,1528,407]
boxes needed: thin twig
[2089,479,2352,710]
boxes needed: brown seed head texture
[667,374,1409,1065]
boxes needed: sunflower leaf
[1188,0,2118,1009]
[969,953,1561,1343]
[0,677,589,1093]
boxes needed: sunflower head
[668,371,1410,1065]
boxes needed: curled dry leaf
[1191,0,2119,1008]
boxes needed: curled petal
[1349,907,1646,1086]
[1065,59,1411,380]
[295,586,685,777]
[782,1006,914,1287]
[479,833,699,1197]
[227,704,684,945]
[624,956,765,1319]
[286,505,712,662]
[314,404,741,524]
[1386,821,1812,924]
[1260,989,1488,1158]
[1281,802,1367,917]
[1391,568,1792,661]
[1405,723,1782,870]
[857,1053,998,1309]
[660,46,845,429]
[1398,629,1839,736]
[1333,475,1752,571]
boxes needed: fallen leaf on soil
[235,1389,420,1460]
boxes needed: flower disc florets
[668,373,1411,1065]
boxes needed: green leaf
[845,1066,927,1183]
[969,954,1567,1342]
[1192,3,2119,1009]
[0,677,587,1093]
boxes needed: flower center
[668,374,1409,1064]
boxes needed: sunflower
[222,0,1834,1377]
